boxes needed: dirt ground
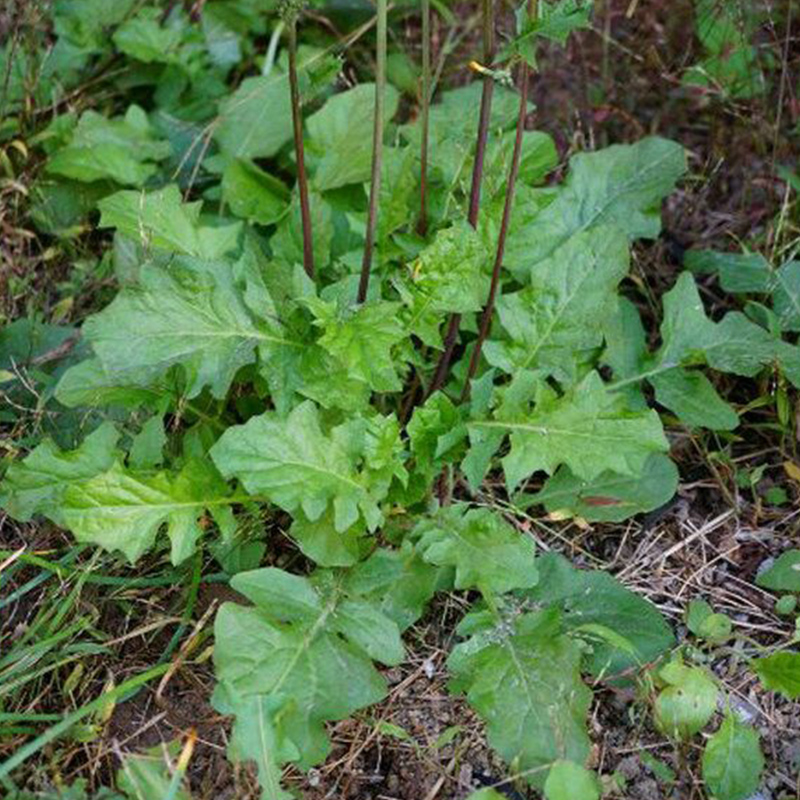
[2,0,799,798]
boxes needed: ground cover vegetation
[0,0,798,798]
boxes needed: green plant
[3,0,797,798]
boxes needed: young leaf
[97,185,242,258]
[523,554,674,678]
[755,550,800,592]
[413,504,537,593]
[752,652,800,700]
[518,453,678,523]
[702,715,764,800]
[289,509,366,568]
[449,611,592,790]
[544,760,601,800]
[210,401,402,533]
[304,298,407,393]
[213,567,402,794]
[221,159,290,226]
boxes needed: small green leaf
[221,159,289,226]
[129,415,167,469]
[702,715,764,800]
[654,660,718,739]
[413,504,538,593]
[544,760,600,800]
[752,652,800,700]
[756,550,800,592]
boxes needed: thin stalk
[460,60,530,402]
[417,0,431,236]
[287,15,315,280]
[357,0,388,304]
[426,0,494,397]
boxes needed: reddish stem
[288,19,315,280]
[460,61,530,402]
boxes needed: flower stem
[287,15,315,280]
[427,0,494,396]
[417,0,431,237]
[460,59,530,402]
[357,0,388,304]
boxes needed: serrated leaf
[307,83,399,191]
[210,401,401,533]
[756,550,800,592]
[544,760,600,800]
[408,222,491,315]
[523,554,674,678]
[702,715,764,800]
[0,423,120,521]
[752,652,800,700]
[213,567,402,792]
[413,504,537,593]
[113,9,183,64]
[507,0,593,68]
[98,184,242,258]
[59,459,233,564]
[519,453,678,523]
[305,298,407,393]
[449,613,592,789]
[46,106,170,186]
[506,138,686,273]
[344,541,440,631]
[407,392,467,481]
[470,370,668,491]
[485,226,629,384]
[81,254,296,399]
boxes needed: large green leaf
[0,423,119,521]
[210,401,403,532]
[58,459,232,564]
[80,254,296,399]
[702,715,764,800]
[506,137,686,273]
[519,453,678,523]
[413,504,538,593]
[485,226,629,384]
[307,83,399,190]
[46,106,170,186]
[449,609,592,789]
[98,184,242,258]
[469,371,668,491]
[524,554,675,678]
[755,550,800,592]
[213,567,402,795]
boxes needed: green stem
[287,14,315,280]
[357,0,388,304]
[417,0,432,236]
